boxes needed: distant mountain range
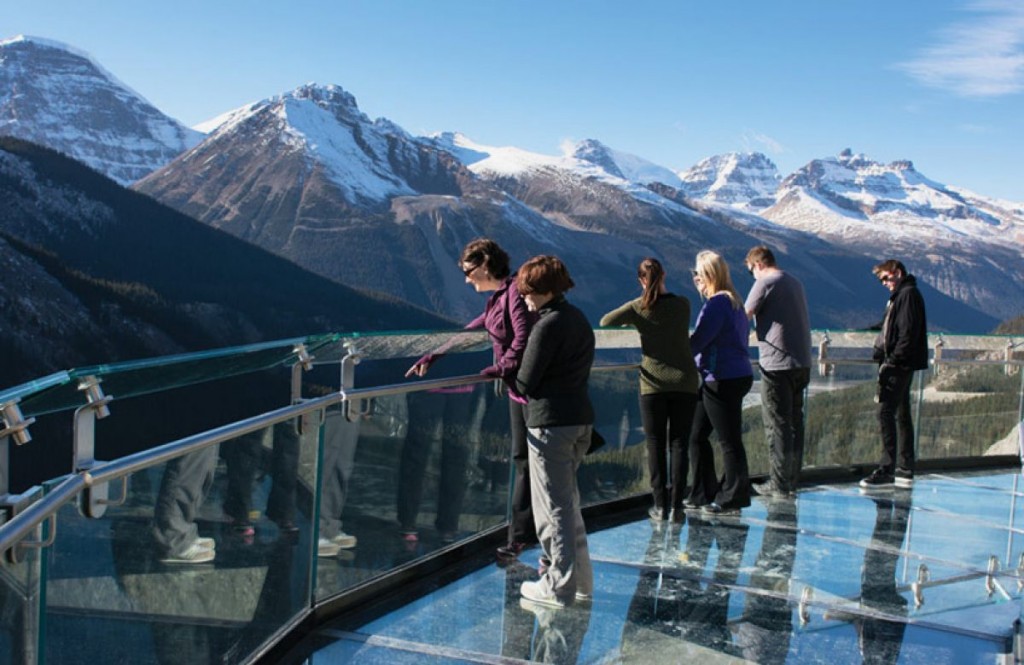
[2,34,1021,342]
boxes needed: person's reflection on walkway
[622,512,749,657]
[735,498,798,664]
[858,494,911,663]
[824,493,912,663]
[499,559,592,664]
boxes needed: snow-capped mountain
[678,152,781,209]
[761,149,1024,319]
[136,86,639,321]
[571,138,684,188]
[0,35,202,184]
[7,34,1020,331]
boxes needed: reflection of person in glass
[600,257,699,522]
[317,409,360,557]
[406,238,538,559]
[514,256,594,608]
[151,445,218,563]
[499,559,593,663]
[396,386,475,543]
[624,513,749,655]
[857,495,911,663]
[735,498,798,664]
[222,421,299,541]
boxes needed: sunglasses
[462,264,481,277]
[878,274,897,284]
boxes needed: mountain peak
[569,138,683,188]
[288,82,360,110]
[678,151,780,208]
[0,34,202,184]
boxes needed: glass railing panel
[584,367,647,505]
[40,420,320,665]
[310,331,491,365]
[0,372,71,409]
[916,364,1023,460]
[11,367,307,496]
[799,362,883,470]
[0,490,44,665]
[19,336,328,418]
[313,381,508,603]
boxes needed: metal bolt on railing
[986,555,999,596]
[912,563,929,608]
[0,399,35,446]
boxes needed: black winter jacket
[872,274,928,370]
[515,296,595,428]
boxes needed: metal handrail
[1,347,1020,556]
[1,367,634,556]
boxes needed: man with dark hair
[744,246,811,498]
[860,259,928,489]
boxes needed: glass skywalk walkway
[1,329,1021,664]
[292,469,1024,664]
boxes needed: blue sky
[5,0,1024,200]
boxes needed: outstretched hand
[405,362,429,378]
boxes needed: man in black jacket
[860,259,928,489]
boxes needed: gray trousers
[759,367,810,492]
[527,424,593,600]
[151,444,218,556]
[319,410,360,539]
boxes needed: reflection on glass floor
[290,469,1024,664]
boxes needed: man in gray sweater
[744,246,812,498]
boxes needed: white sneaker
[520,580,567,608]
[317,537,341,557]
[331,531,357,549]
[195,537,215,550]
[161,540,215,564]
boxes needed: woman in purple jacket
[407,238,538,559]
[687,250,754,516]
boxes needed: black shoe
[497,541,528,559]
[859,469,895,489]
[669,508,685,523]
[648,506,667,522]
[894,468,914,488]
[701,502,740,516]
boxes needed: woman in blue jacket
[688,250,754,515]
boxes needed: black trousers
[639,391,698,511]
[507,398,537,544]
[688,376,754,509]
[877,366,916,473]
[397,390,474,533]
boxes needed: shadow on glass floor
[285,469,1024,664]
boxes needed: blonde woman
[688,251,754,516]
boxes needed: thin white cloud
[740,130,785,155]
[959,122,992,133]
[897,0,1024,97]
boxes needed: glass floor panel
[288,469,1024,664]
